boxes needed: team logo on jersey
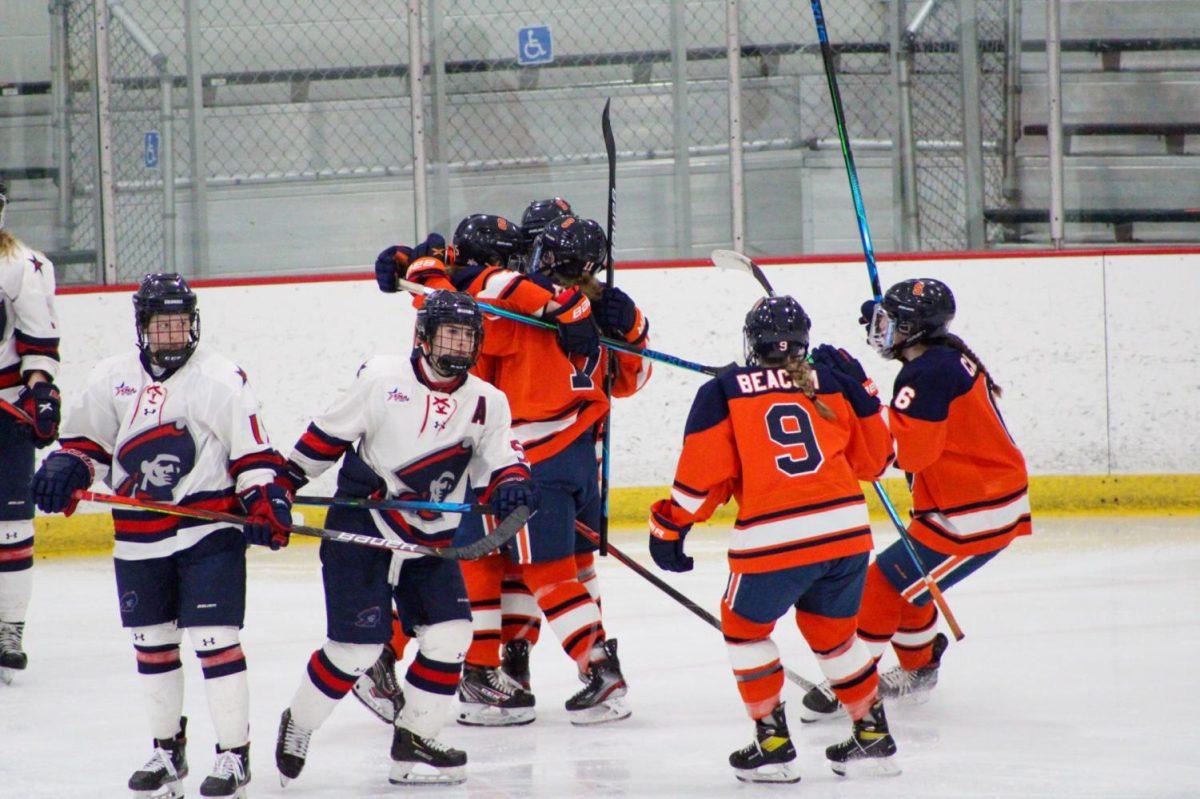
[113,381,137,397]
[387,387,410,403]
[392,441,473,521]
[354,605,382,628]
[115,421,197,501]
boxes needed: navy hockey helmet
[133,273,200,370]
[743,295,812,366]
[869,278,956,358]
[520,197,573,241]
[535,215,607,281]
[452,214,525,270]
[415,290,485,377]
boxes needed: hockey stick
[573,520,816,691]
[598,98,618,557]
[0,398,35,427]
[397,276,730,377]
[805,0,964,641]
[708,247,964,640]
[74,490,529,561]
[295,494,488,516]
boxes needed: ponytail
[784,357,837,421]
[930,333,1003,398]
[0,230,18,260]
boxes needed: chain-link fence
[57,0,1013,283]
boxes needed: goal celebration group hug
[0,183,1031,796]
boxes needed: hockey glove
[810,344,880,417]
[337,448,386,499]
[18,381,61,447]
[592,286,640,339]
[545,288,600,359]
[648,499,694,573]
[32,449,93,516]
[491,478,540,519]
[375,245,414,293]
[275,458,309,496]
[238,483,293,550]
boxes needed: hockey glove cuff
[546,288,600,358]
[239,483,293,550]
[593,286,641,340]
[648,499,694,572]
[490,477,540,519]
[32,449,93,516]
[276,458,309,496]
[810,343,879,403]
[18,381,61,447]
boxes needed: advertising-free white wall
[51,251,1199,493]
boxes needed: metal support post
[94,0,118,284]
[408,0,428,238]
[185,0,209,276]
[670,0,693,256]
[1002,0,1023,202]
[1045,0,1065,246]
[49,0,74,252]
[891,0,921,250]
[959,0,986,248]
[725,0,745,251]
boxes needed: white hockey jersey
[289,353,531,549]
[58,347,285,560]
[0,236,59,402]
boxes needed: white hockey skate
[0,621,27,685]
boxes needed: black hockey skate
[389,727,467,785]
[456,664,536,727]
[199,743,250,798]
[826,700,900,777]
[729,703,801,784]
[128,717,188,799]
[275,708,313,786]
[501,638,532,690]
[565,642,630,726]
[351,646,405,724]
[798,680,844,723]
[879,632,948,702]
[0,620,27,684]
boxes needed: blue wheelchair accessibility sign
[143,131,160,169]
[518,26,553,66]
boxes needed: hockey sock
[461,554,504,668]
[855,562,908,661]
[575,551,602,616]
[0,520,35,622]
[291,640,380,731]
[894,602,940,671]
[500,558,542,646]
[131,622,185,739]
[400,620,470,738]
[522,558,604,671]
[796,610,879,721]
[190,626,249,749]
[720,603,784,720]
[388,612,411,660]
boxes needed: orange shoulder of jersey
[889,346,1031,556]
[662,366,893,574]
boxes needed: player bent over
[801,279,1032,719]
[648,296,900,781]
[32,273,293,799]
[273,291,538,786]
[0,180,63,684]
[373,213,650,726]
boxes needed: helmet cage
[133,274,200,370]
[416,291,485,377]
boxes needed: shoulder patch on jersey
[683,377,731,437]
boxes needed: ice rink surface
[3,515,1199,799]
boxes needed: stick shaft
[600,98,618,557]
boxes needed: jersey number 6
[765,403,824,476]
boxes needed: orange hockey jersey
[411,259,651,463]
[889,345,1032,556]
[651,365,894,574]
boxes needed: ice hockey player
[31,272,293,799]
[372,211,650,725]
[272,290,538,787]
[0,180,62,685]
[801,278,1031,719]
[648,295,900,781]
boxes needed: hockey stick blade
[450,505,530,560]
[710,249,776,296]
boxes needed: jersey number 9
[765,403,824,476]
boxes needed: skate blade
[351,680,399,724]
[568,697,631,726]
[798,705,845,724]
[130,781,184,799]
[456,702,536,727]
[388,761,466,786]
[734,763,802,784]
[830,755,902,778]
[0,667,15,685]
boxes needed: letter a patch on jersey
[472,397,487,425]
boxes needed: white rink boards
[2,516,1198,798]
